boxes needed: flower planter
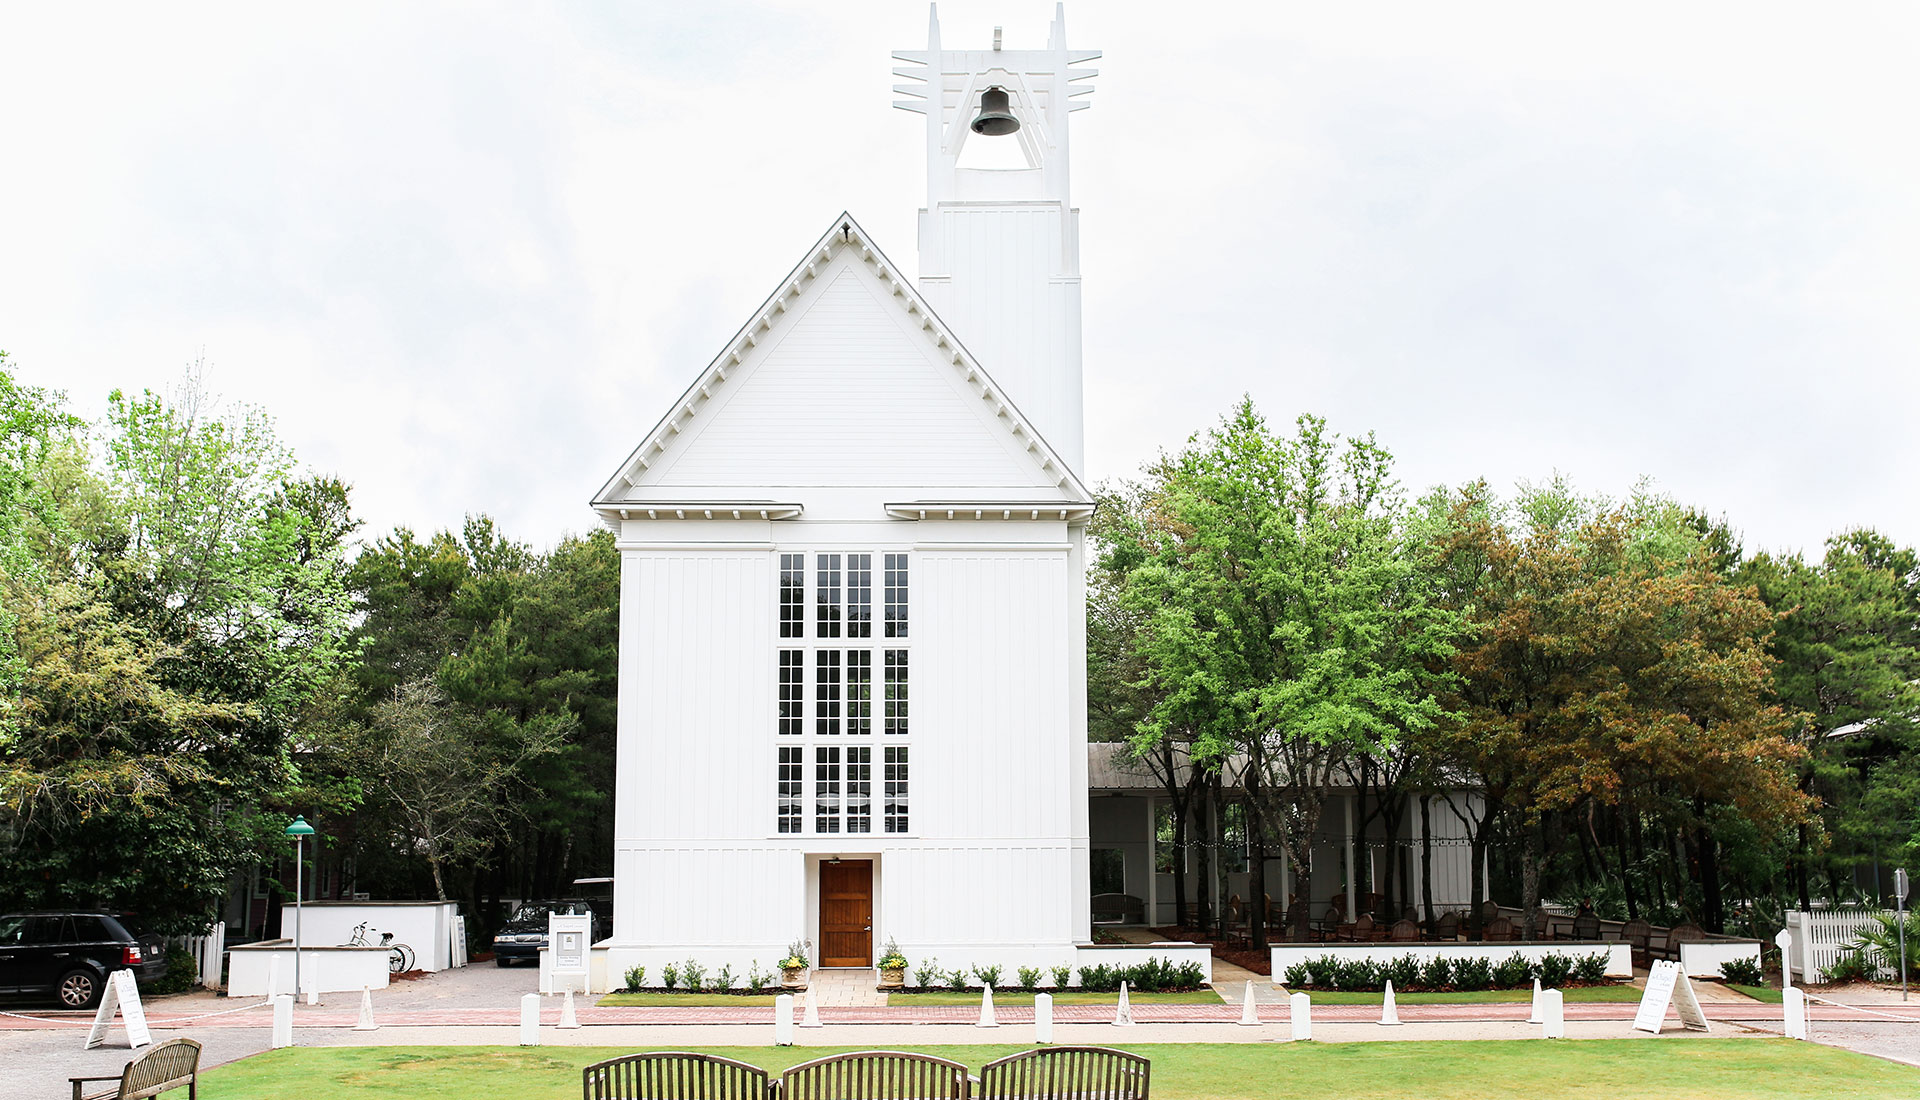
[878,965,906,989]
[782,966,807,989]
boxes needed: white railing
[1784,909,1894,981]
[173,921,227,990]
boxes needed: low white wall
[1271,941,1634,981]
[1072,943,1213,986]
[279,902,460,971]
[227,941,391,997]
[1679,939,1762,979]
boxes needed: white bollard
[1541,988,1565,1039]
[1379,980,1401,1026]
[1776,929,1795,991]
[1113,981,1134,1027]
[559,988,580,1030]
[774,993,795,1046]
[267,954,281,1001]
[1239,980,1259,1026]
[1033,993,1054,1045]
[352,987,378,1032]
[977,983,998,1028]
[519,992,541,1046]
[1289,992,1312,1041]
[271,994,294,1049]
[1783,987,1808,1041]
[801,987,822,1028]
[1528,978,1544,1024]
[306,987,319,1006]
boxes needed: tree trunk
[1613,811,1639,921]
[1170,803,1190,929]
[1245,768,1268,950]
[1520,828,1542,940]
[1419,794,1435,925]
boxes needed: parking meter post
[1897,868,1909,1002]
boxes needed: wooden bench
[781,1050,970,1099]
[980,1046,1151,1099]
[582,1050,769,1099]
[1090,893,1145,925]
[70,1037,201,1100]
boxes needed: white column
[1345,796,1357,920]
[1145,797,1159,927]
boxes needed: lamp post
[285,816,316,1003]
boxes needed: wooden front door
[819,860,873,967]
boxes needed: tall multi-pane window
[777,551,907,835]
[778,747,804,833]
[780,554,806,638]
[884,746,909,833]
[816,554,842,638]
[847,554,872,638]
[814,746,842,833]
[846,747,872,833]
[884,650,909,736]
[884,554,909,638]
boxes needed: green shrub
[1050,964,1073,988]
[1453,957,1493,991]
[713,964,734,991]
[914,957,941,988]
[1335,958,1382,992]
[971,964,1003,988]
[1283,961,1312,987]
[1417,955,1452,991]
[623,965,648,991]
[1385,954,1421,990]
[746,962,767,990]
[1824,949,1872,983]
[1573,952,1610,982]
[1077,964,1117,992]
[1172,960,1206,989]
[148,946,198,996]
[1849,914,1920,978]
[1719,957,1764,985]
[946,967,969,991]
[1537,953,1573,989]
[1017,966,1043,989]
[1126,956,1178,992]
[1492,953,1536,989]
[662,963,680,990]
[1303,955,1341,989]
[681,960,706,991]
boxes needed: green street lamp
[285,816,317,1004]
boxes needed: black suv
[491,900,601,966]
[0,911,167,1008]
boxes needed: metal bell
[970,86,1020,137]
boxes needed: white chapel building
[590,7,1101,979]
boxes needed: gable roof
[592,212,1091,518]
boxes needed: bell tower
[894,4,1098,474]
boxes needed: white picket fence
[173,921,227,990]
[1783,909,1898,981]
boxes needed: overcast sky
[4,1,1915,558]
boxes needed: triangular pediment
[594,214,1088,511]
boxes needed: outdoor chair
[1484,916,1515,942]
[1621,918,1652,958]
[1430,911,1461,942]
[1570,912,1601,941]
[1224,896,1251,946]
[1478,899,1502,925]
[780,1051,971,1100]
[582,1051,769,1100]
[1388,918,1419,942]
[69,1037,201,1100]
[979,1046,1151,1099]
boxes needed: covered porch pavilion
[1086,743,1484,939]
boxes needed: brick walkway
[4,998,1911,1030]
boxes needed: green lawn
[890,989,1223,1005]
[1275,984,1644,1004]
[200,1041,1918,1099]
[1730,984,1785,1003]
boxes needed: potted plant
[876,938,909,989]
[779,940,810,989]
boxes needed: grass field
[1729,984,1784,1003]
[594,991,779,1006]
[199,1041,1918,1099]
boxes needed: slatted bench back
[978,1046,1150,1100]
[779,1050,971,1099]
[582,1051,771,1099]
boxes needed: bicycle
[345,920,417,973]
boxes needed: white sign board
[85,969,152,1050]
[548,913,591,991]
[1632,959,1710,1034]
